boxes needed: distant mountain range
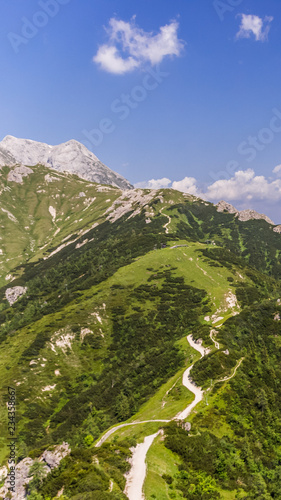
[0,135,133,190]
[1,135,278,227]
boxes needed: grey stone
[0,443,70,499]
[0,136,132,190]
[5,286,27,306]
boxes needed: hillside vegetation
[1,165,281,499]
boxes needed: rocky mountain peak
[216,200,238,215]
[216,200,274,225]
[0,135,132,190]
[238,209,274,225]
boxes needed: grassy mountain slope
[1,168,281,499]
[0,165,122,286]
[159,300,281,499]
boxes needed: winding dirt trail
[124,431,161,500]
[95,420,169,448]
[210,329,220,349]
[174,335,210,420]
[122,335,211,500]
[215,358,244,384]
[95,335,210,499]
[95,336,208,448]
[95,331,243,500]
[159,207,171,234]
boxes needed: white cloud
[206,169,281,202]
[136,169,281,202]
[135,177,172,189]
[171,177,202,197]
[273,164,281,176]
[94,17,185,74]
[93,45,139,75]
[135,176,201,196]
[236,14,273,42]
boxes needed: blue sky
[1,0,281,221]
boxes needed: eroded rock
[216,201,275,225]
[0,443,70,500]
[238,209,274,225]
[5,286,27,306]
[216,200,238,215]
[40,442,70,469]
[7,166,33,184]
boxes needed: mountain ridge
[0,165,281,498]
[1,135,278,225]
[216,199,275,225]
[0,135,133,190]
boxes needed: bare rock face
[216,201,274,225]
[7,166,33,184]
[216,200,238,215]
[0,135,133,190]
[0,146,17,167]
[5,286,27,306]
[238,209,274,225]
[0,457,34,500]
[273,225,281,233]
[0,443,70,500]
[182,422,191,432]
[0,465,8,481]
[105,189,157,223]
[40,442,70,469]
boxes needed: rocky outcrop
[40,442,70,469]
[0,458,35,500]
[0,443,70,500]
[181,421,191,432]
[0,135,132,190]
[216,200,238,215]
[216,201,274,225]
[7,166,33,184]
[238,209,274,225]
[0,465,8,481]
[105,189,157,223]
[273,225,281,233]
[5,286,27,306]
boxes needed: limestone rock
[7,166,33,184]
[216,200,238,215]
[40,442,70,469]
[0,443,70,500]
[0,465,8,481]
[0,135,133,190]
[0,457,34,500]
[105,189,157,223]
[216,201,274,225]
[238,209,274,225]
[5,286,27,306]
